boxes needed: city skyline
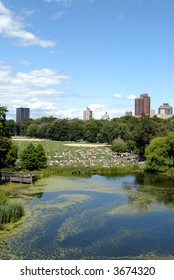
[13,98,174,121]
[0,0,174,120]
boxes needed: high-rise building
[16,107,30,122]
[150,109,156,117]
[83,106,92,121]
[158,103,173,119]
[125,111,133,116]
[135,93,150,116]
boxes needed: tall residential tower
[83,106,93,120]
[16,107,30,122]
[135,93,150,116]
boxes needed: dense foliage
[5,113,173,155]
[0,106,18,169]
[20,143,47,171]
[111,138,127,153]
[145,132,174,172]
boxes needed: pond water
[1,174,174,260]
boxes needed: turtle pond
[1,174,174,260]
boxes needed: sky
[0,0,174,120]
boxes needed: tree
[165,132,174,166]
[37,123,50,139]
[20,143,38,171]
[47,119,69,141]
[83,120,103,143]
[133,115,156,156]
[0,107,18,169]
[67,119,84,141]
[5,119,16,137]
[145,137,168,172]
[111,138,127,153]
[145,132,174,172]
[26,124,38,138]
[95,120,114,143]
[0,137,12,168]
[17,118,34,136]
[36,144,47,169]
[0,106,8,136]
[20,143,47,171]
[5,143,18,168]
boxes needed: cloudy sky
[0,0,174,120]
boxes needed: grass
[12,137,144,176]
[0,190,24,226]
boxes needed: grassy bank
[33,162,144,180]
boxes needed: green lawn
[12,137,144,175]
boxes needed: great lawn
[12,137,144,176]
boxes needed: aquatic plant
[0,203,24,224]
[0,191,8,204]
[0,190,24,225]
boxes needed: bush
[36,144,47,169]
[20,143,47,171]
[111,138,127,153]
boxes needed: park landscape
[12,136,142,176]
[1,107,174,259]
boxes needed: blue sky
[0,0,174,120]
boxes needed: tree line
[6,113,174,153]
[2,105,174,173]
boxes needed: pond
[1,173,174,260]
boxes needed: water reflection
[128,174,174,207]
[0,174,174,259]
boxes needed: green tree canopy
[5,143,18,168]
[145,137,168,171]
[26,124,38,138]
[0,106,8,136]
[145,132,174,172]
[133,115,156,156]
[20,143,38,171]
[0,107,18,169]
[111,138,127,153]
[36,144,47,169]
[20,143,47,171]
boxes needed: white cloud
[127,94,137,99]
[88,104,107,119]
[89,103,105,110]
[113,93,137,100]
[113,93,123,98]
[0,2,55,47]
[12,68,70,88]
[0,65,70,91]
[0,62,71,119]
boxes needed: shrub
[111,138,127,153]
[20,143,47,171]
